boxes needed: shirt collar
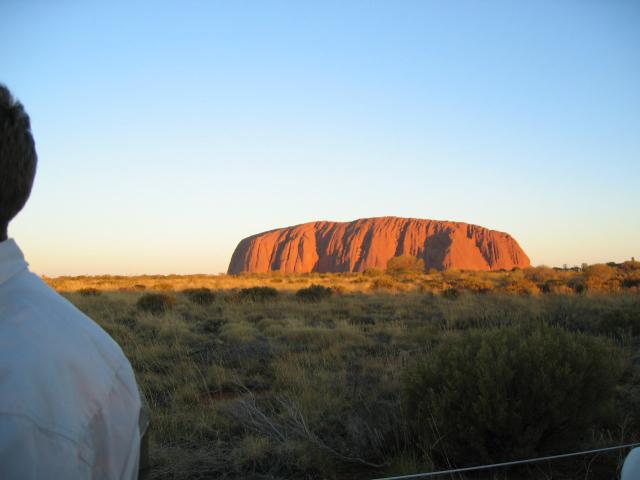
[0,239,29,286]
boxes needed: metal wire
[371,442,640,480]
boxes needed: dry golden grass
[62,285,640,480]
[45,261,640,296]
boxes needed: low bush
[570,278,587,294]
[504,278,540,295]
[524,266,558,283]
[238,286,279,302]
[136,293,176,315]
[386,255,425,275]
[78,287,101,297]
[623,273,640,289]
[183,287,216,306]
[542,279,574,295]
[363,267,384,277]
[442,287,460,299]
[595,309,640,339]
[370,277,397,291]
[464,277,494,294]
[296,285,333,302]
[220,322,258,344]
[621,260,640,272]
[403,323,623,466]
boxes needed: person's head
[0,84,37,242]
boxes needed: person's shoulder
[0,271,124,365]
[0,271,139,438]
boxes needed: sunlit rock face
[228,216,530,274]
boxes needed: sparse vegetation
[46,261,640,296]
[237,286,279,302]
[78,287,101,297]
[51,265,640,479]
[404,324,623,465]
[295,284,333,302]
[182,287,216,306]
[386,255,425,275]
[136,293,176,315]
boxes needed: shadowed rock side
[228,217,530,274]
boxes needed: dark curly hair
[0,84,37,241]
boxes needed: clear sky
[1,0,638,275]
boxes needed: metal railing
[372,442,640,480]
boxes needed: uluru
[228,217,530,274]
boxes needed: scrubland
[55,262,640,479]
[46,260,640,295]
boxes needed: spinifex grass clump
[237,286,278,302]
[136,293,176,315]
[295,284,333,302]
[78,287,101,297]
[182,287,216,306]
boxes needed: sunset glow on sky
[2,1,638,275]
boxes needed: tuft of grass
[220,322,259,344]
[78,287,101,297]
[136,293,176,315]
[295,284,333,302]
[237,286,279,302]
[182,287,216,306]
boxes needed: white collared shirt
[622,448,640,480]
[0,239,143,479]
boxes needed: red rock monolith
[228,217,530,274]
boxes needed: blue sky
[1,0,638,275]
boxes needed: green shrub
[296,284,333,302]
[136,293,176,315]
[403,324,623,466]
[78,287,101,297]
[183,287,216,306]
[386,255,425,275]
[595,309,640,339]
[238,286,278,302]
